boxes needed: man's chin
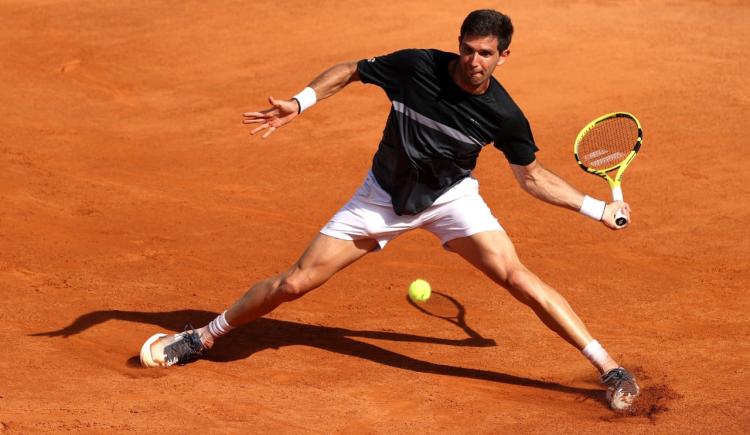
[469,76,487,86]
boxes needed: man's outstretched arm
[510,160,631,230]
[242,61,360,138]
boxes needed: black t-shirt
[357,48,538,215]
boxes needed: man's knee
[276,271,318,301]
[505,267,548,305]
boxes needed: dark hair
[459,9,514,51]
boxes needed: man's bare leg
[446,230,639,409]
[224,234,379,327]
[141,234,378,366]
[445,230,618,371]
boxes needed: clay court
[1,0,748,433]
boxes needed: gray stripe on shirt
[392,101,482,147]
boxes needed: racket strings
[578,117,639,170]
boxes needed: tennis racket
[574,112,643,226]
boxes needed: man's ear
[497,49,511,66]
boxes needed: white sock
[206,311,235,340]
[581,340,616,374]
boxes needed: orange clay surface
[1,1,748,433]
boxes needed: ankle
[600,362,620,375]
[196,327,215,349]
[581,340,619,374]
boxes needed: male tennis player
[139,9,640,410]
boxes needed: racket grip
[611,186,626,226]
[614,209,628,227]
[612,186,624,202]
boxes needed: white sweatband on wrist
[292,87,317,113]
[579,195,606,221]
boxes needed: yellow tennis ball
[408,279,431,302]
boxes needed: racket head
[574,112,642,176]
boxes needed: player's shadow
[31,308,602,401]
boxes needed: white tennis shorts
[320,171,503,249]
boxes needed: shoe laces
[164,324,205,365]
[601,368,638,394]
[601,367,629,384]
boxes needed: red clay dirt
[1,1,748,433]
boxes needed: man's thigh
[443,230,522,282]
[293,233,379,287]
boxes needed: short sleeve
[357,49,421,99]
[493,109,539,165]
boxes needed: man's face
[456,34,509,89]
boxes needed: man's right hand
[242,96,299,139]
[602,201,631,230]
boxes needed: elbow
[513,171,537,193]
[344,61,360,83]
[518,178,537,195]
[510,160,542,194]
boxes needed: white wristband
[579,195,606,221]
[292,87,317,113]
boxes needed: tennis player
[139,9,640,410]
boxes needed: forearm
[306,61,360,101]
[512,161,584,211]
[244,61,360,137]
[512,160,629,227]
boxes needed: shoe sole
[139,333,168,368]
[607,388,639,410]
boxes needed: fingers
[244,95,294,139]
[244,96,282,118]
[250,122,277,139]
[246,108,278,138]
[602,201,632,230]
[243,119,266,125]
[250,123,269,135]
[242,111,273,123]
[243,111,267,118]
[611,201,631,214]
[243,100,279,121]
[262,126,276,138]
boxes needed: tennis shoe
[601,367,640,410]
[140,324,206,368]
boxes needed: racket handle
[611,186,627,226]
[612,186,624,202]
[614,209,628,227]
